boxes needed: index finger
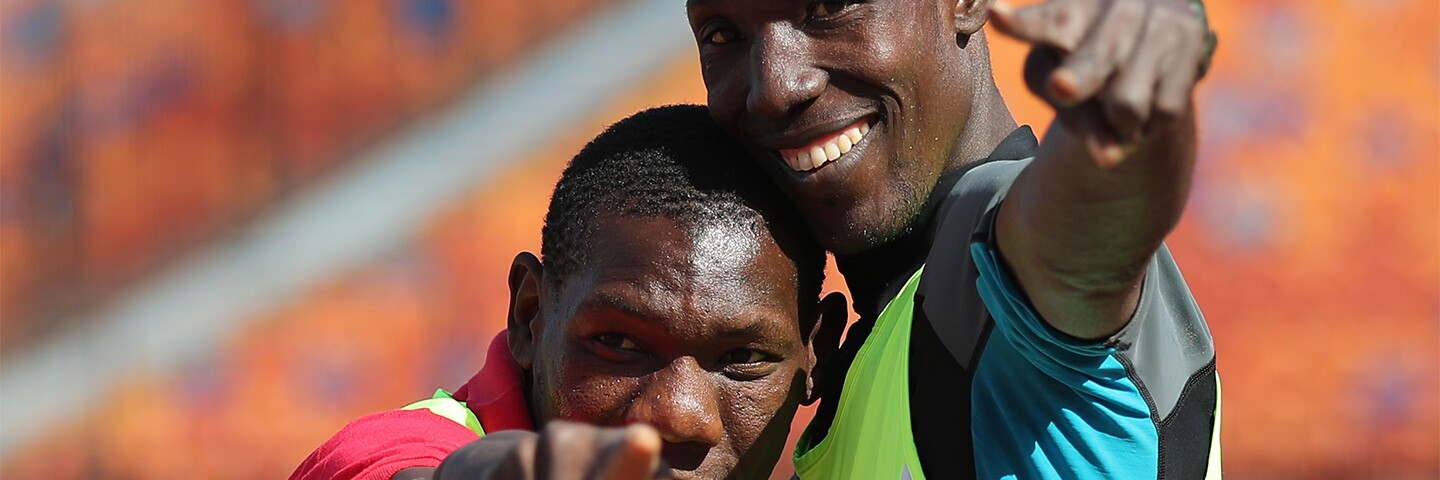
[989,0,1104,52]
[595,424,663,480]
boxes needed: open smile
[775,117,877,173]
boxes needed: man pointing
[685,0,1220,477]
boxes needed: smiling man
[685,0,1220,478]
[291,105,846,480]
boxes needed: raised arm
[988,0,1213,339]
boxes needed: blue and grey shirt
[826,127,1221,479]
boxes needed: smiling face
[521,214,814,480]
[687,0,985,254]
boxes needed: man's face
[530,214,812,480]
[687,0,977,254]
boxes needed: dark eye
[808,0,853,19]
[704,26,740,45]
[721,349,768,365]
[720,348,779,380]
[594,333,641,352]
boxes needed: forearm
[997,108,1196,339]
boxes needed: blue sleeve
[968,239,1161,480]
[968,230,1215,412]
[968,240,1121,382]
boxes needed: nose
[745,25,826,119]
[625,357,725,448]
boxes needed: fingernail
[1047,70,1082,106]
[626,424,661,454]
[1100,143,1126,168]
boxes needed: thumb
[595,424,663,480]
[1027,46,1127,168]
[1059,101,1130,169]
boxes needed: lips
[776,118,874,172]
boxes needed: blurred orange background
[1,0,1436,478]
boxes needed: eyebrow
[685,0,713,8]
[580,292,661,322]
[580,293,794,344]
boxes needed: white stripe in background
[0,0,694,457]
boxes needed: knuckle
[1107,94,1148,122]
[1117,92,1148,113]
[1181,20,1204,42]
[1048,2,1097,49]
[1154,93,1188,117]
[540,423,580,449]
[1110,0,1147,29]
[1041,7,1079,49]
[1157,7,1204,39]
[1046,4,1073,29]
[1141,11,1173,40]
[1168,34,1203,65]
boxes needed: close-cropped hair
[540,104,825,308]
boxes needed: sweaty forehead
[590,214,794,288]
[687,221,764,282]
[575,214,801,325]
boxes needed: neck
[945,32,1020,172]
[837,33,1019,313]
[949,92,1018,171]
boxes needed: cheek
[718,367,803,448]
[547,362,640,425]
[700,54,755,128]
[705,81,744,130]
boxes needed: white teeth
[780,121,873,172]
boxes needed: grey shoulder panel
[918,155,1216,419]
[1109,245,1215,420]
[919,158,1032,368]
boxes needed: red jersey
[289,332,533,480]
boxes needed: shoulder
[1111,245,1214,418]
[289,409,481,480]
[932,158,1033,246]
[921,157,1033,297]
[912,158,1034,366]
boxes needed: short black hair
[541,104,825,308]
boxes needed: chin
[817,230,876,257]
[811,207,916,256]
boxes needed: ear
[507,252,545,370]
[953,0,996,36]
[803,291,850,406]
